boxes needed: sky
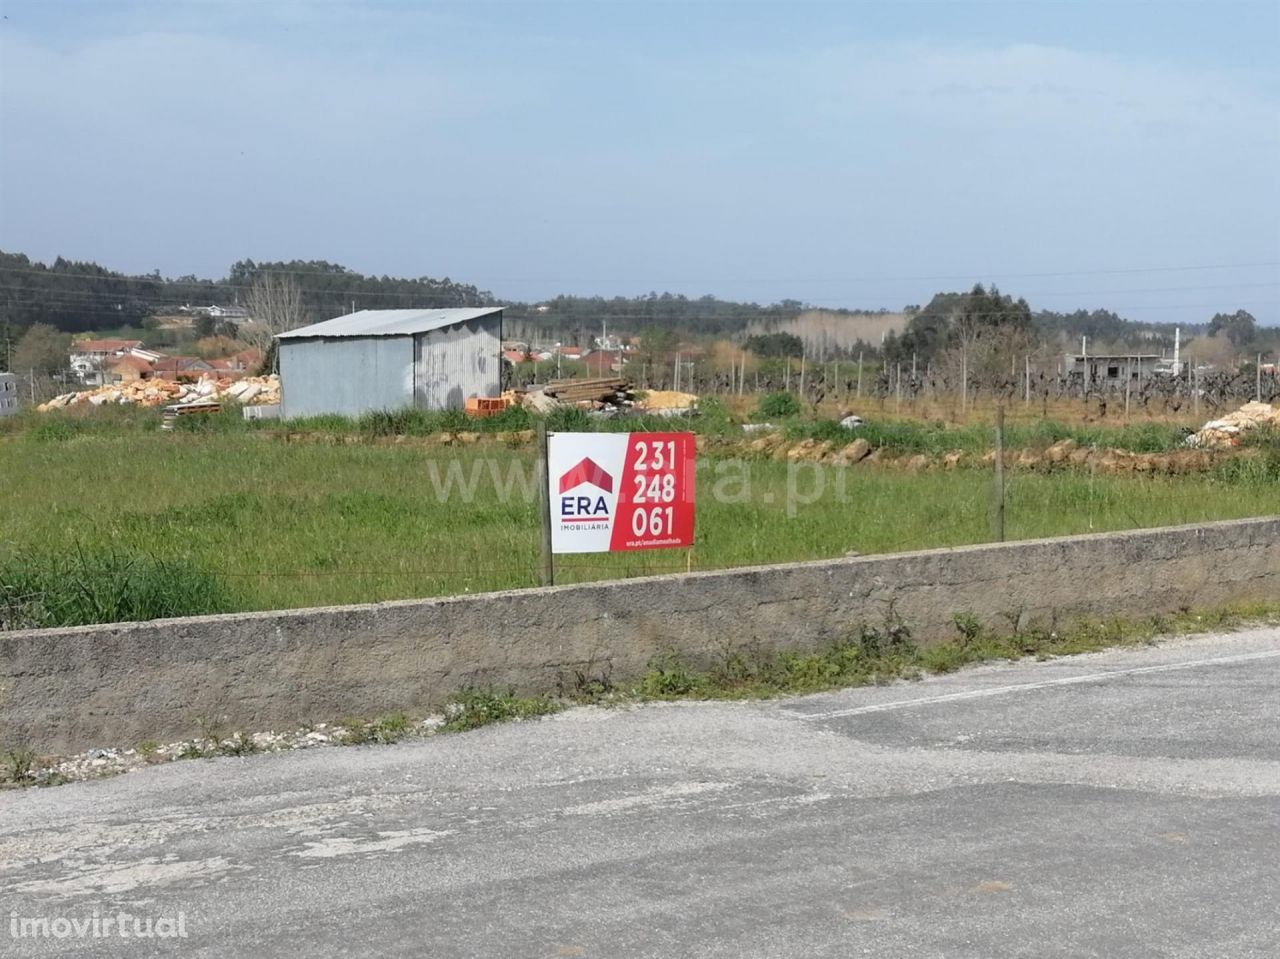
[0,0,1277,324]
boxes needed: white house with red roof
[69,339,145,385]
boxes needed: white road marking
[796,648,1280,721]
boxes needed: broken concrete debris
[1186,402,1279,449]
[37,375,281,412]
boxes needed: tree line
[2,250,1272,377]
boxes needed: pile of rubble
[516,378,701,417]
[730,431,1223,475]
[1186,401,1280,449]
[37,375,281,412]
[519,377,638,413]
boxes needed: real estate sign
[547,432,696,554]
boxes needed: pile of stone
[1186,402,1279,449]
[729,430,1222,475]
[37,375,281,412]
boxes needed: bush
[545,406,593,432]
[441,688,560,732]
[757,391,801,418]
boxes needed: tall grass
[0,545,236,629]
[1,431,1275,622]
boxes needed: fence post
[537,422,555,587]
[992,406,1006,543]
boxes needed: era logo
[559,458,613,520]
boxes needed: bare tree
[243,273,305,352]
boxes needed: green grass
[0,427,1276,623]
[441,688,562,732]
[633,601,1280,701]
[0,544,237,629]
[784,416,1192,455]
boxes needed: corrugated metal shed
[278,308,502,340]
[278,308,503,418]
[0,372,18,416]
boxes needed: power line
[7,279,1280,307]
[0,258,1276,291]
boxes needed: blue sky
[1,0,1277,323]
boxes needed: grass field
[2,425,1276,624]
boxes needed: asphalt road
[3,627,1279,958]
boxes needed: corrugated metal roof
[277,307,502,340]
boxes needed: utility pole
[1258,353,1264,403]
[1124,357,1131,421]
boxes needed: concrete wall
[280,336,415,419]
[2,518,1276,754]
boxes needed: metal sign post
[537,422,555,586]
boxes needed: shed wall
[413,313,502,409]
[0,373,18,416]
[280,336,414,418]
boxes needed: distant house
[579,350,627,376]
[203,305,249,320]
[105,355,155,384]
[558,346,585,361]
[128,346,166,364]
[1064,353,1163,386]
[502,349,529,364]
[69,339,144,385]
[231,348,263,372]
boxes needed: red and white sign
[548,432,696,554]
